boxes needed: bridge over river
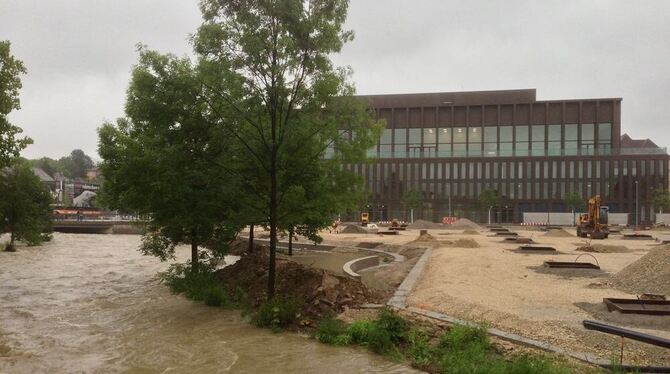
[52,220,143,234]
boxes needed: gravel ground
[405,229,670,366]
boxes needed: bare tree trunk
[288,227,294,256]
[248,224,254,253]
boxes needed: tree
[478,188,499,224]
[564,191,585,225]
[194,0,382,299]
[400,189,423,221]
[98,49,241,270]
[0,40,32,168]
[29,157,64,178]
[59,149,94,179]
[0,161,53,251]
[651,188,670,214]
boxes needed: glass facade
[344,96,668,225]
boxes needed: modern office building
[349,89,668,224]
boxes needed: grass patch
[313,309,577,373]
[252,296,301,330]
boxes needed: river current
[0,233,416,373]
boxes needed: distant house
[86,167,99,181]
[32,167,57,193]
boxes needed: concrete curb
[386,247,613,367]
[387,248,432,309]
[343,256,380,278]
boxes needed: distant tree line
[28,149,95,180]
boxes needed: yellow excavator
[577,195,609,239]
[361,212,369,226]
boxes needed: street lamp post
[635,181,639,227]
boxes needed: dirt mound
[462,229,479,235]
[406,220,444,229]
[415,232,437,242]
[450,238,480,248]
[228,238,250,255]
[448,218,481,230]
[340,225,370,234]
[610,245,670,296]
[543,229,573,237]
[215,249,383,322]
[576,244,631,253]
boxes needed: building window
[597,123,612,154]
[424,128,436,145]
[548,125,561,155]
[581,124,595,155]
[484,126,497,156]
[437,128,451,155]
[564,124,578,155]
[394,128,407,154]
[453,128,466,156]
[531,125,545,156]
[468,127,482,155]
[515,126,529,156]
[379,129,393,157]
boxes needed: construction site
[257,212,670,369]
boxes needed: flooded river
[0,233,416,373]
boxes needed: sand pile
[449,218,481,230]
[406,219,444,229]
[413,232,438,242]
[610,245,670,295]
[576,244,631,253]
[450,238,480,248]
[543,229,573,238]
[340,225,369,234]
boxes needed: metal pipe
[583,320,670,348]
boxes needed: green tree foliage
[0,161,53,250]
[478,188,499,210]
[194,0,382,298]
[0,40,32,168]
[564,191,585,212]
[58,149,94,179]
[29,157,64,178]
[401,189,423,211]
[651,188,670,213]
[98,49,242,270]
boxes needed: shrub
[366,324,394,354]
[347,320,375,344]
[253,297,300,329]
[203,285,230,307]
[439,323,490,352]
[375,308,408,344]
[159,263,226,305]
[406,329,435,367]
[315,317,348,345]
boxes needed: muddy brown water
[0,233,417,373]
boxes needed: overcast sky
[1,0,669,160]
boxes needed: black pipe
[599,364,670,373]
[583,320,670,349]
